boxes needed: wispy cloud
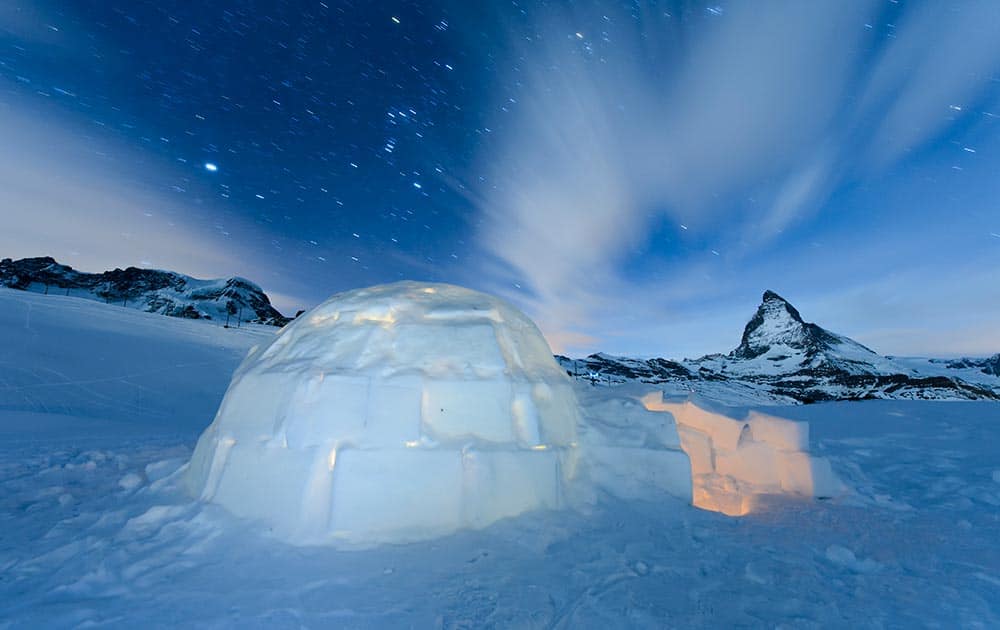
[475,1,1000,356]
[0,96,289,299]
[856,1,1000,171]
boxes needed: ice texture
[185,282,579,544]
[642,392,844,515]
[572,388,692,502]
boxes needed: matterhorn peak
[759,290,803,318]
[731,290,845,361]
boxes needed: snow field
[3,288,999,627]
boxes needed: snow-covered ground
[2,288,999,628]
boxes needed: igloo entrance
[186,282,579,545]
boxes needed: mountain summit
[733,290,839,360]
[729,290,879,375]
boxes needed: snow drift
[185,282,579,545]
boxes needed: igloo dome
[185,281,579,544]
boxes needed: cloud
[0,95,292,302]
[475,1,1000,356]
[805,262,1000,358]
[856,0,1000,170]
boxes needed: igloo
[185,282,579,545]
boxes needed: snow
[895,355,1000,389]
[2,287,1000,627]
[0,287,272,436]
[186,282,580,545]
[825,544,882,574]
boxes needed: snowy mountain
[726,290,884,373]
[0,256,289,326]
[558,290,1000,403]
[937,353,1000,376]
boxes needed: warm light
[327,448,338,471]
[692,484,752,516]
[403,440,420,448]
[639,392,832,517]
[310,311,340,325]
[352,310,396,326]
[530,444,548,451]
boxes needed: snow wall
[573,388,693,503]
[185,282,579,545]
[642,392,844,515]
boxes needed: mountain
[729,290,882,371]
[558,290,1000,404]
[0,257,289,326]
[938,354,1000,377]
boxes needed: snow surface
[2,287,1000,627]
[186,282,579,544]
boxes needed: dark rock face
[732,291,868,361]
[558,290,1000,403]
[759,373,999,403]
[555,353,698,384]
[0,257,289,327]
[981,354,1000,376]
[944,354,1000,376]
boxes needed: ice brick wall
[642,393,844,515]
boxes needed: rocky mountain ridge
[558,291,1000,404]
[0,257,289,326]
[4,261,994,404]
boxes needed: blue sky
[1,1,998,358]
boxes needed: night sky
[2,1,999,359]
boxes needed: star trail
[2,1,999,358]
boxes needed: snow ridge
[0,256,289,326]
[559,290,1000,404]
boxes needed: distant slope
[0,287,273,435]
[936,354,1000,377]
[558,291,1000,404]
[0,257,289,326]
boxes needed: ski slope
[1,288,998,628]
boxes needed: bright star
[204,162,218,172]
